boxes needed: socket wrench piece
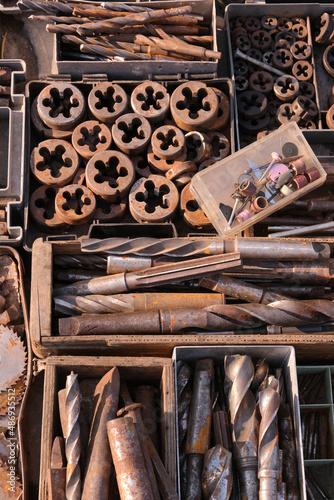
[129,175,179,222]
[88,82,129,124]
[112,113,151,155]
[37,83,86,130]
[55,184,96,225]
[131,81,169,123]
[86,150,135,202]
[151,125,185,160]
[72,120,112,159]
[180,183,212,229]
[30,139,80,186]
[30,185,66,230]
[170,81,219,131]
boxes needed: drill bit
[82,367,120,500]
[185,359,214,499]
[224,355,258,498]
[58,299,334,336]
[202,445,233,500]
[278,404,299,500]
[53,252,241,296]
[81,237,330,261]
[54,292,225,315]
[200,274,289,304]
[176,361,192,498]
[54,254,107,270]
[258,378,280,500]
[65,371,81,500]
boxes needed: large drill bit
[258,378,280,500]
[64,371,81,500]
[81,237,330,261]
[53,254,107,270]
[53,252,241,296]
[54,292,225,315]
[278,404,299,500]
[224,355,258,498]
[58,299,334,336]
[82,367,120,500]
[177,361,192,498]
[202,445,233,500]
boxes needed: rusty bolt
[147,144,187,174]
[55,184,96,225]
[151,125,185,160]
[180,183,212,229]
[129,175,179,223]
[30,139,80,186]
[86,150,135,202]
[88,82,129,124]
[71,120,112,159]
[170,82,219,132]
[112,113,151,155]
[37,83,86,130]
[131,81,169,123]
[30,185,66,230]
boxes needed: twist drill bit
[54,292,225,315]
[58,299,334,336]
[65,371,81,500]
[278,405,299,500]
[53,252,241,296]
[81,237,330,261]
[200,275,289,304]
[202,445,233,500]
[258,379,280,500]
[82,367,120,500]
[185,359,214,500]
[177,361,192,498]
[224,355,258,498]
[54,254,107,270]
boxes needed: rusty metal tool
[106,255,184,274]
[81,367,120,500]
[54,292,225,315]
[54,254,107,270]
[202,445,233,500]
[134,385,160,453]
[58,299,334,335]
[48,436,66,500]
[54,269,105,283]
[258,378,280,499]
[64,371,81,500]
[278,404,299,500]
[177,361,192,498]
[224,355,258,498]
[53,252,241,296]
[81,236,330,261]
[117,402,160,500]
[185,359,214,499]
[119,384,178,500]
[200,274,290,304]
[270,220,334,237]
[107,416,154,500]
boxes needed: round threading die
[151,125,185,161]
[31,97,74,140]
[86,150,135,202]
[131,81,169,123]
[95,196,127,222]
[30,185,66,230]
[37,83,86,131]
[55,184,96,225]
[72,120,112,159]
[170,82,219,132]
[30,139,80,187]
[129,175,179,223]
[207,87,230,131]
[147,144,187,174]
[112,113,152,155]
[88,82,129,124]
[206,132,230,161]
[180,183,212,229]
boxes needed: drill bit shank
[65,371,81,500]
[58,300,334,336]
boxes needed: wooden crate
[38,355,175,500]
[30,238,334,360]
